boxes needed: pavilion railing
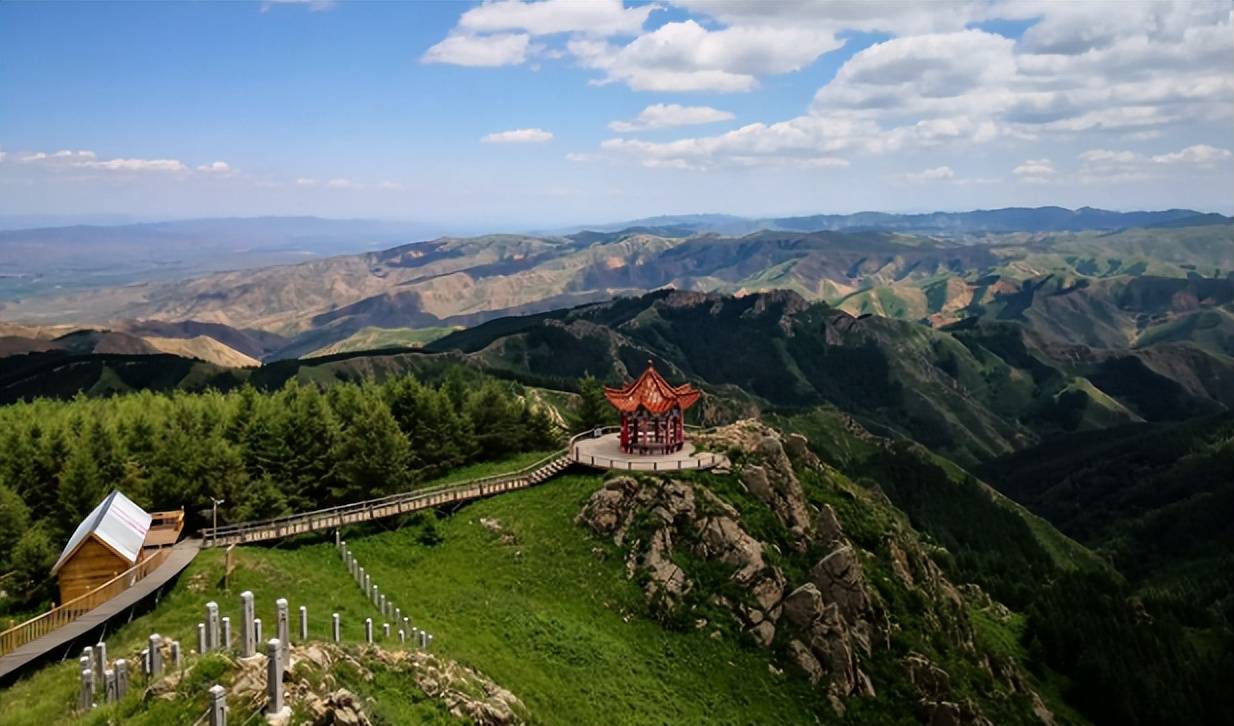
[0,547,171,656]
[568,425,726,471]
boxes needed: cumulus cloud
[422,33,533,67]
[457,0,652,37]
[601,117,856,170]
[196,161,232,174]
[903,166,956,183]
[1151,144,1233,165]
[571,20,842,92]
[609,104,735,132]
[482,128,554,144]
[1013,159,1056,183]
[325,177,360,189]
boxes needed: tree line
[0,368,561,610]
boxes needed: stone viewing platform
[571,431,726,472]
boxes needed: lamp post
[211,497,226,531]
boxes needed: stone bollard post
[362,571,369,594]
[222,616,232,650]
[206,601,220,651]
[299,606,308,641]
[254,618,263,645]
[208,684,227,726]
[332,613,341,643]
[149,634,163,677]
[81,646,93,673]
[419,630,428,649]
[104,668,117,703]
[79,668,94,711]
[140,649,150,676]
[265,639,284,715]
[79,653,90,675]
[398,629,405,645]
[198,622,208,654]
[275,598,290,668]
[364,618,373,644]
[403,616,410,634]
[94,642,107,687]
[371,584,379,606]
[241,590,256,657]
[171,640,183,671]
[115,659,129,698]
[383,622,390,639]
[379,593,386,615]
[394,607,401,624]
[335,530,341,549]
[427,633,434,649]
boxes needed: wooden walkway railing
[0,548,171,656]
[201,451,573,548]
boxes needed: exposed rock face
[739,435,813,547]
[177,642,525,726]
[578,468,881,715]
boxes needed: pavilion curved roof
[604,361,701,414]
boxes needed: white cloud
[260,0,335,12]
[601,117,857,170]
[565,152,598,163]
[1013,159,1056,183]
[571,20,842,92]
[482,128,554,144]
[457,0,651,37]
[376,180,404,191]
[422,33,533,67]
[903,166,956,183]
[325,177,360,189]
[295,177,319,187]
[197,161,232,174]
[1079,149,1141,164]
[15,148,190,173]
[1151,144,1233,165]
[609,103,735,132]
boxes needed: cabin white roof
[51,490,152,575]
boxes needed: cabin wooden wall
[57,537,130,604]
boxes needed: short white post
[104,668,117,702]
[171,640,183,671]
[241,590,256,657]
[364,618,373,644]
[332,613,341,643]
[79,668,94,710]
[197,622,208,654]
[140,649,149,675]
[265,639,284,715]
[222,616,232,650]
[94,642,107,687]
[115,659,129,698]
[275,598,290,668]
[206,601,220,651]
[383,622,390,639]
[379,593,386,616]
[254,617,263,645]
[208,684,227,726]
[149,633,163,677]
[371,583,379,606]
[398,629,405,645]
[299,606,308,641]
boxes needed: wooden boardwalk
[0,539,200,682]
[202,451,574,548]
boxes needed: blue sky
[1,1,1231,229]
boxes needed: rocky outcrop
[578,469,883,716]
[579,422,1058,725]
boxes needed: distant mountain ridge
[551,206,1225,236]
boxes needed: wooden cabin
[51,491,184,605]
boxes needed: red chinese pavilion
[604,361,701,454]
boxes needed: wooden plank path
[0,539,200,682]
[201,451,574,548]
